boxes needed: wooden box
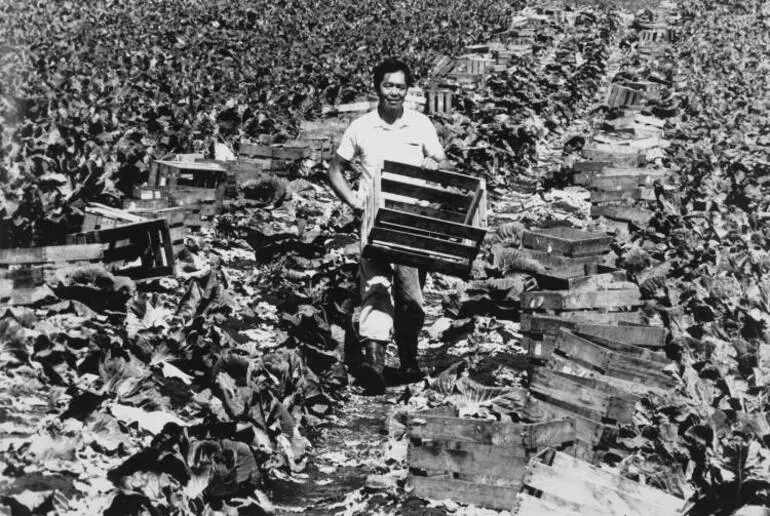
[406,413,575,511]
[361,160,486,277]
[0,243,105,305]
[533,263,626,290]
[605,84,646,109]
[521,287,643,312]
[426,88,453,115]
[82,203,149,232]
[65,218,175,280]
[522,228,611,257]
[129,206,190,255]
[149,160,228,190]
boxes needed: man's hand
[350,198,364,219]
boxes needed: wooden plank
[384,199,466,223]
[573,329,667,360]
[518,249,610,270]
[0,244,105,265]
[524,452,684,515]
[382,178,472,211]
[362,243,470,278]
[407,416,575,450]
[521,288,642,311]
[383,160,482,191]
[583,145,645,167]
[590,188,644,204]
[408,440,526,479]
[576,323,667,348]
[529,368,639,424]
[410,476,520,511]
[522,228,611,257]
[572,161,611,173]
[377,208,485,241]
[553,330,674,388]
[368,226,478,260]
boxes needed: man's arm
[421,118,454,170]
[328,154,363,212]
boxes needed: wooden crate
[65,219,175,280]
[426,88,453,115]
[149,160,227,190]
[583,143,646,167]
[518,248,613,270]
[429,54,455,79]
[361,160,487,277]
[533,263,625,290]
[169,186,223,220]
[129,206,189,256]
[82,203,149,232]
[638,27,672,44]
[521,287,643,312]
[605,84,646,109]
[521,313,665,348]
[529,368,640,425]
[407,414,576,511]
[515,450,685,516]
[522,228,611,257]
[0,244,105,305]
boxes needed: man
[328,58,451,395]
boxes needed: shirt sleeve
[421,118,446,161]
[335,122,357,162]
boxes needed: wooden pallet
[522,228,611,258]
[521,287,642,312]
[515,450,685,516]
[361,160,486,277]
[0,243,106,305]
[407,415,576,511]
[65,218,175,279]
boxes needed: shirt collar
[372,106,414,129]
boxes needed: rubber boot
[398,342,424,383]
[357,339,387,395]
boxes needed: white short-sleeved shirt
[336,108,444,201]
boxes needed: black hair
[372,59,414,90]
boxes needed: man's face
[377,71,407,111]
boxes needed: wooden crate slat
[0,244,105,265]
[529,368,639,424]
[377,208,485,241]
[568,329,668,363]
[427,89,453,115]
[590,188,645,204]
[572,161,611,173]
[521,288,642,311]
[383,160,482,191]
[577,323,667,348]
[553,331,674,389]
[369,226,478,260]
[522,228,611,257]
[518,249,610,270]
[408,440,527,478]
[381,177,472,211]
[523,452,684,516]
[384,199,467,223]
[410,476,520,511]
[407,416,575,450]
[362,243,471,277]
